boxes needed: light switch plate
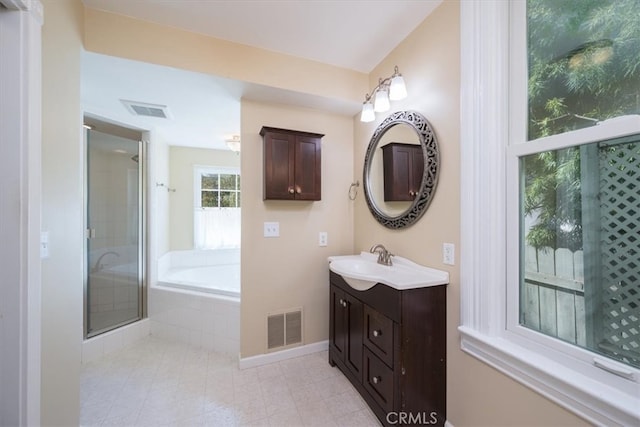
[264,222,279,237]
[443,243,455,265]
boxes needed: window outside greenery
[521,0,640,368]
[201,172,241,208]
[528,0,640,140]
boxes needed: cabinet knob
[372,376,381,384]
[295,186,301,194]
[288,187,295,194]
[342,301,347,307]
[339,298,343,305]
[372,330,381,337]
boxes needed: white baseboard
[238,340,328,370]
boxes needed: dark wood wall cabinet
[329,271,447,426]
[382,143,424,202]
[260,126,323,201]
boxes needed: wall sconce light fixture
[360,65,407,122]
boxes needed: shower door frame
[83,117,147,339]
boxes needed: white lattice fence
[598,141,640,365]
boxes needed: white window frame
[193,165,241,209]
[459,2,640,426]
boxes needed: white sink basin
[328,252,449,291]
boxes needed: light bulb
[373,89,390,113]
[360,101,375,122]
[389,74,407,100]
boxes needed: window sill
[459,326,640,426]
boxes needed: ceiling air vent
[121,99,171,119]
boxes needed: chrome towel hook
[156,182,176,193]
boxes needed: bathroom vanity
[328,255,447,426]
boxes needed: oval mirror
[363,111,440,229]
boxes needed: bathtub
[157,248,240,297]
[150,249,240,355]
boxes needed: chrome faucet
[91,251,119,273]
[370,244,393,266]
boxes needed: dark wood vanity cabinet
[329,271,447,426]
[382,143,424,201]
[260,126,323,200]
[330,285,364,382]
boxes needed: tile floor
[80,336,381,426]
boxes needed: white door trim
[0,1,43,425]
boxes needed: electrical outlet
[319,232,328,247]
[264,222,279,237]
[443,243,455,265]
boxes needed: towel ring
[348,181,360,200]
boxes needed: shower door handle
[86,228,96,239]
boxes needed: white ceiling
[82,51,244,149]
[80,0,442,150]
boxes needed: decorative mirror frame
[363,110,440,229]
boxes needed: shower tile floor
[80,336,380,426]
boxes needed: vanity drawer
[329,272,401,322]
[363,348,395,413]
[364,305,394,367]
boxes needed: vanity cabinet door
[329,285,363,382]
[330,285,347,360]
[382,143,424,201]
[261,127,323,201]
[343,292,363,381]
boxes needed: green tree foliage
[524,0,640,250]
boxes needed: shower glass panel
[85,129,143,338]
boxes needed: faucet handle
[383,252,394,266]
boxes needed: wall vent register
[267,308,303,350]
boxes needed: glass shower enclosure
[84,126,144,338]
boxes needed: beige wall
[83,7,367,106]
[353,1,586,426]
[169,147,240,251]
[240,101,355,357]
[41,0,84,424]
